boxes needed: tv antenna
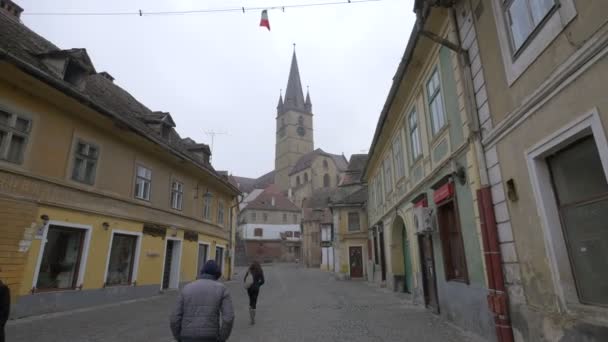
[205,130,228,159]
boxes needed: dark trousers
[1,328,5,342]
[247,287,260,309]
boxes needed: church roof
[279,50,310,115]
[340,154,368,186]
[242,184,300,212]
[232,170,276,193]
[289,148,348,176]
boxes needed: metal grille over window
[135,166,152,200]
[72,141,99,184]
[0,110,31,164]
[427,69,446,135]
[106,234,137,286]
[171,181,183,210]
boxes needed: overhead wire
[22,0,384,17]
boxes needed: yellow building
[329,154,369,280]
[0,4,239,318]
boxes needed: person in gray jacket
[170,260,234,342]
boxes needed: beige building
[445,0,608,340]
[274,51,314,191]
[329,154,369,280]
[289,148,348,208]
[0,3,239,318]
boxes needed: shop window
[71,141,99,185]
[134,165,152,200]
[348,212,361,232]
[215,246,224,274]
[197,244,209,273]
[36,226,85,290]
[0,110,31,164]
[106,233,139,286]
[547,136,608,306]
[437,198,468,282]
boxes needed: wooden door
[162,240,174,289]
[349,246,363,278]
[419,234,439,313]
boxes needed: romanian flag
[260,10,270,31]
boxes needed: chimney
[98,71,114,83]
[1,0,23,20]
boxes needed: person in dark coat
[170,260,234,342]
[0,280,10,342]
[243,262,265,325]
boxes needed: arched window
[296,176,301,186]
[254,228,263,237]
[323,173,330,187]
[323,159,329,169]
[304,173,309,183]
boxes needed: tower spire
[277,89,284,112]
[282,48,307,114]
[305,85,312,112]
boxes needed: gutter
[0,48,240,195]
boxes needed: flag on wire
[260,10,270,31]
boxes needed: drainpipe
[446,6,514,342]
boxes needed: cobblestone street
[7,264,479,342]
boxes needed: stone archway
[391,214,413,293]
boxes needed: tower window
[323,173,330,188]
[323,160,329,169]
[304,173,309,183]
[296,176,301,186]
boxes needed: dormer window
[64,60,86,88]
[161,124,171,140]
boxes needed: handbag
[243,271,254,289]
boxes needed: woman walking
[243,262,265,325]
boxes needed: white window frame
[103,229,142,287]
[0,109,32,165]
[170,180,184,210]
[426,68,447,136]
[134,164,152,201]
[203,195,212,221]
[347,212,361,232]
[526,108,608,318]
[71,140,99,185]
[217,200,225,226]
[32,221,93,290]
[491,0,577,85]
[197,241,211,276]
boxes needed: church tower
[274,50,314,191]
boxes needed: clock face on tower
[297,126,305,137]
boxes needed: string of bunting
[22,0,384,16]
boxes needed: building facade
[448,0,608,340]
[363,5,494,340]
[238,185,301,263]
[0,5,238,318]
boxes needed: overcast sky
[19,0,415,178]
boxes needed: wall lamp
[102,222,110,231]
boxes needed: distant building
[237,185,301,263]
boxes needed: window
[0,110,31,164]
[392,135,405,180]
[298,116,304,126]
[336,174,340,185]
[251,212,257,222]
[217,201,225,226]
[134,165,152,200]
[348,212,361,232]
[294,231,301,238]
[304,173,309,183]
[323,159,329,169]
[323,173,330,188]
[408,109,422,160]
[503,0,555,52]
[171,181,184,210]
[106,233,139,286]
[293,214,298,223]
[286,231,293,238]
[283,213,287,223]
[438,200,468,282]
[36,226,85,290]
[296,176,301,186]
[71,141,99,184]
[263,213,268,222]
[427,69,446,136]
[254,228,263,237]
[383,156,393,193]
[547,136,608,306]
[203,195,212,220]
